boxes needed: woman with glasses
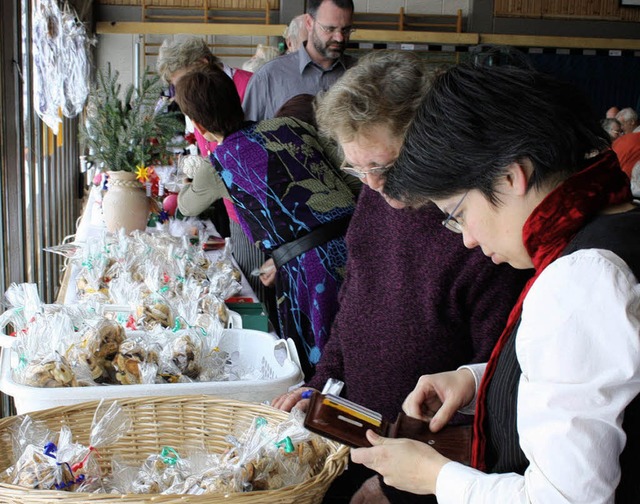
[173,61,359,380]
[352,61,640,503]
[272,50,530,503]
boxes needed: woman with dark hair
[173,62,359,379]
[352,62,640,503]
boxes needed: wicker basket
[0,394,349,503]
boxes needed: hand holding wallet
[303,392,472,465]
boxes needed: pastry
[22,356,77,388]
[137,302,174,329]
[114,339,157,385]
[170,334,201,380]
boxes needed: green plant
[80,64,184,172]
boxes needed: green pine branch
[80,64,185,172]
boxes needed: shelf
[95,21,640,50]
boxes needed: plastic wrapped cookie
[76,320,125,383]
[113,338,159,385]
[22,353,77,388]
[136,301,175,330]
[10,445,75,490]
[199,295,230,328]
[182,470,237,495]
[74,320,124,361]
[169,333,202,380]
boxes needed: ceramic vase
[102,171,150,234]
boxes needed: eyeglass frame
[312,17,356,37]
[339,159,393,179]
[441,191,468,234]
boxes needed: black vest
[484,207,640,502]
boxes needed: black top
[484,207,640,502]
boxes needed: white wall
[96,32,279,89]
[96,34,139,86]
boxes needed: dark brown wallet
[303,392,472,465]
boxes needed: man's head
[616,107,639,134]
[305,0,354,67]
[606,106,619,119]
[173,62,244,139]
[157,36,222,85]
[284,14,308,53]
[315,50,430,195]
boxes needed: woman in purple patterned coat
[173,62,359,378]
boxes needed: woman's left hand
[350,430,450,495]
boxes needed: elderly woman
[272,50,530,503]
[157,36,253,172]
[602,117,623,141]
[173,61,358,379]
[352,61,640,503]
[156,36,260,282]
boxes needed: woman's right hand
[258,259,276,287]
[271,386,317,412]
[402,369,476,432]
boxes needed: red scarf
[471,150,632,470]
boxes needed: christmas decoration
[79,64,184,174]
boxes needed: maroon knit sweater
[307,185,531,422]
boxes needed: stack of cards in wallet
[303,392,389,447]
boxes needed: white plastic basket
[0,329,303,414]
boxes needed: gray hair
[616,107,638,122]
[315,50,431,143]
[283,15,308,53]
[156,36,221,84]
[602,117,622,136]
[616,107,638,127]
[241,44,279,73]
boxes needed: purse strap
[271,215,351,269]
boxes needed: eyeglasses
[313,19,355,37]
[340,160,393,179]
[441,192,468,233]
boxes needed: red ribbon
[71,446,100,473]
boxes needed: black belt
[271,215,351,269]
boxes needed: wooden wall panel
[495,0,640,21]
[99,0,280,7]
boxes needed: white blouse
[438,249,640,504]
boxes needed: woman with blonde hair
[274,50,529,503]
